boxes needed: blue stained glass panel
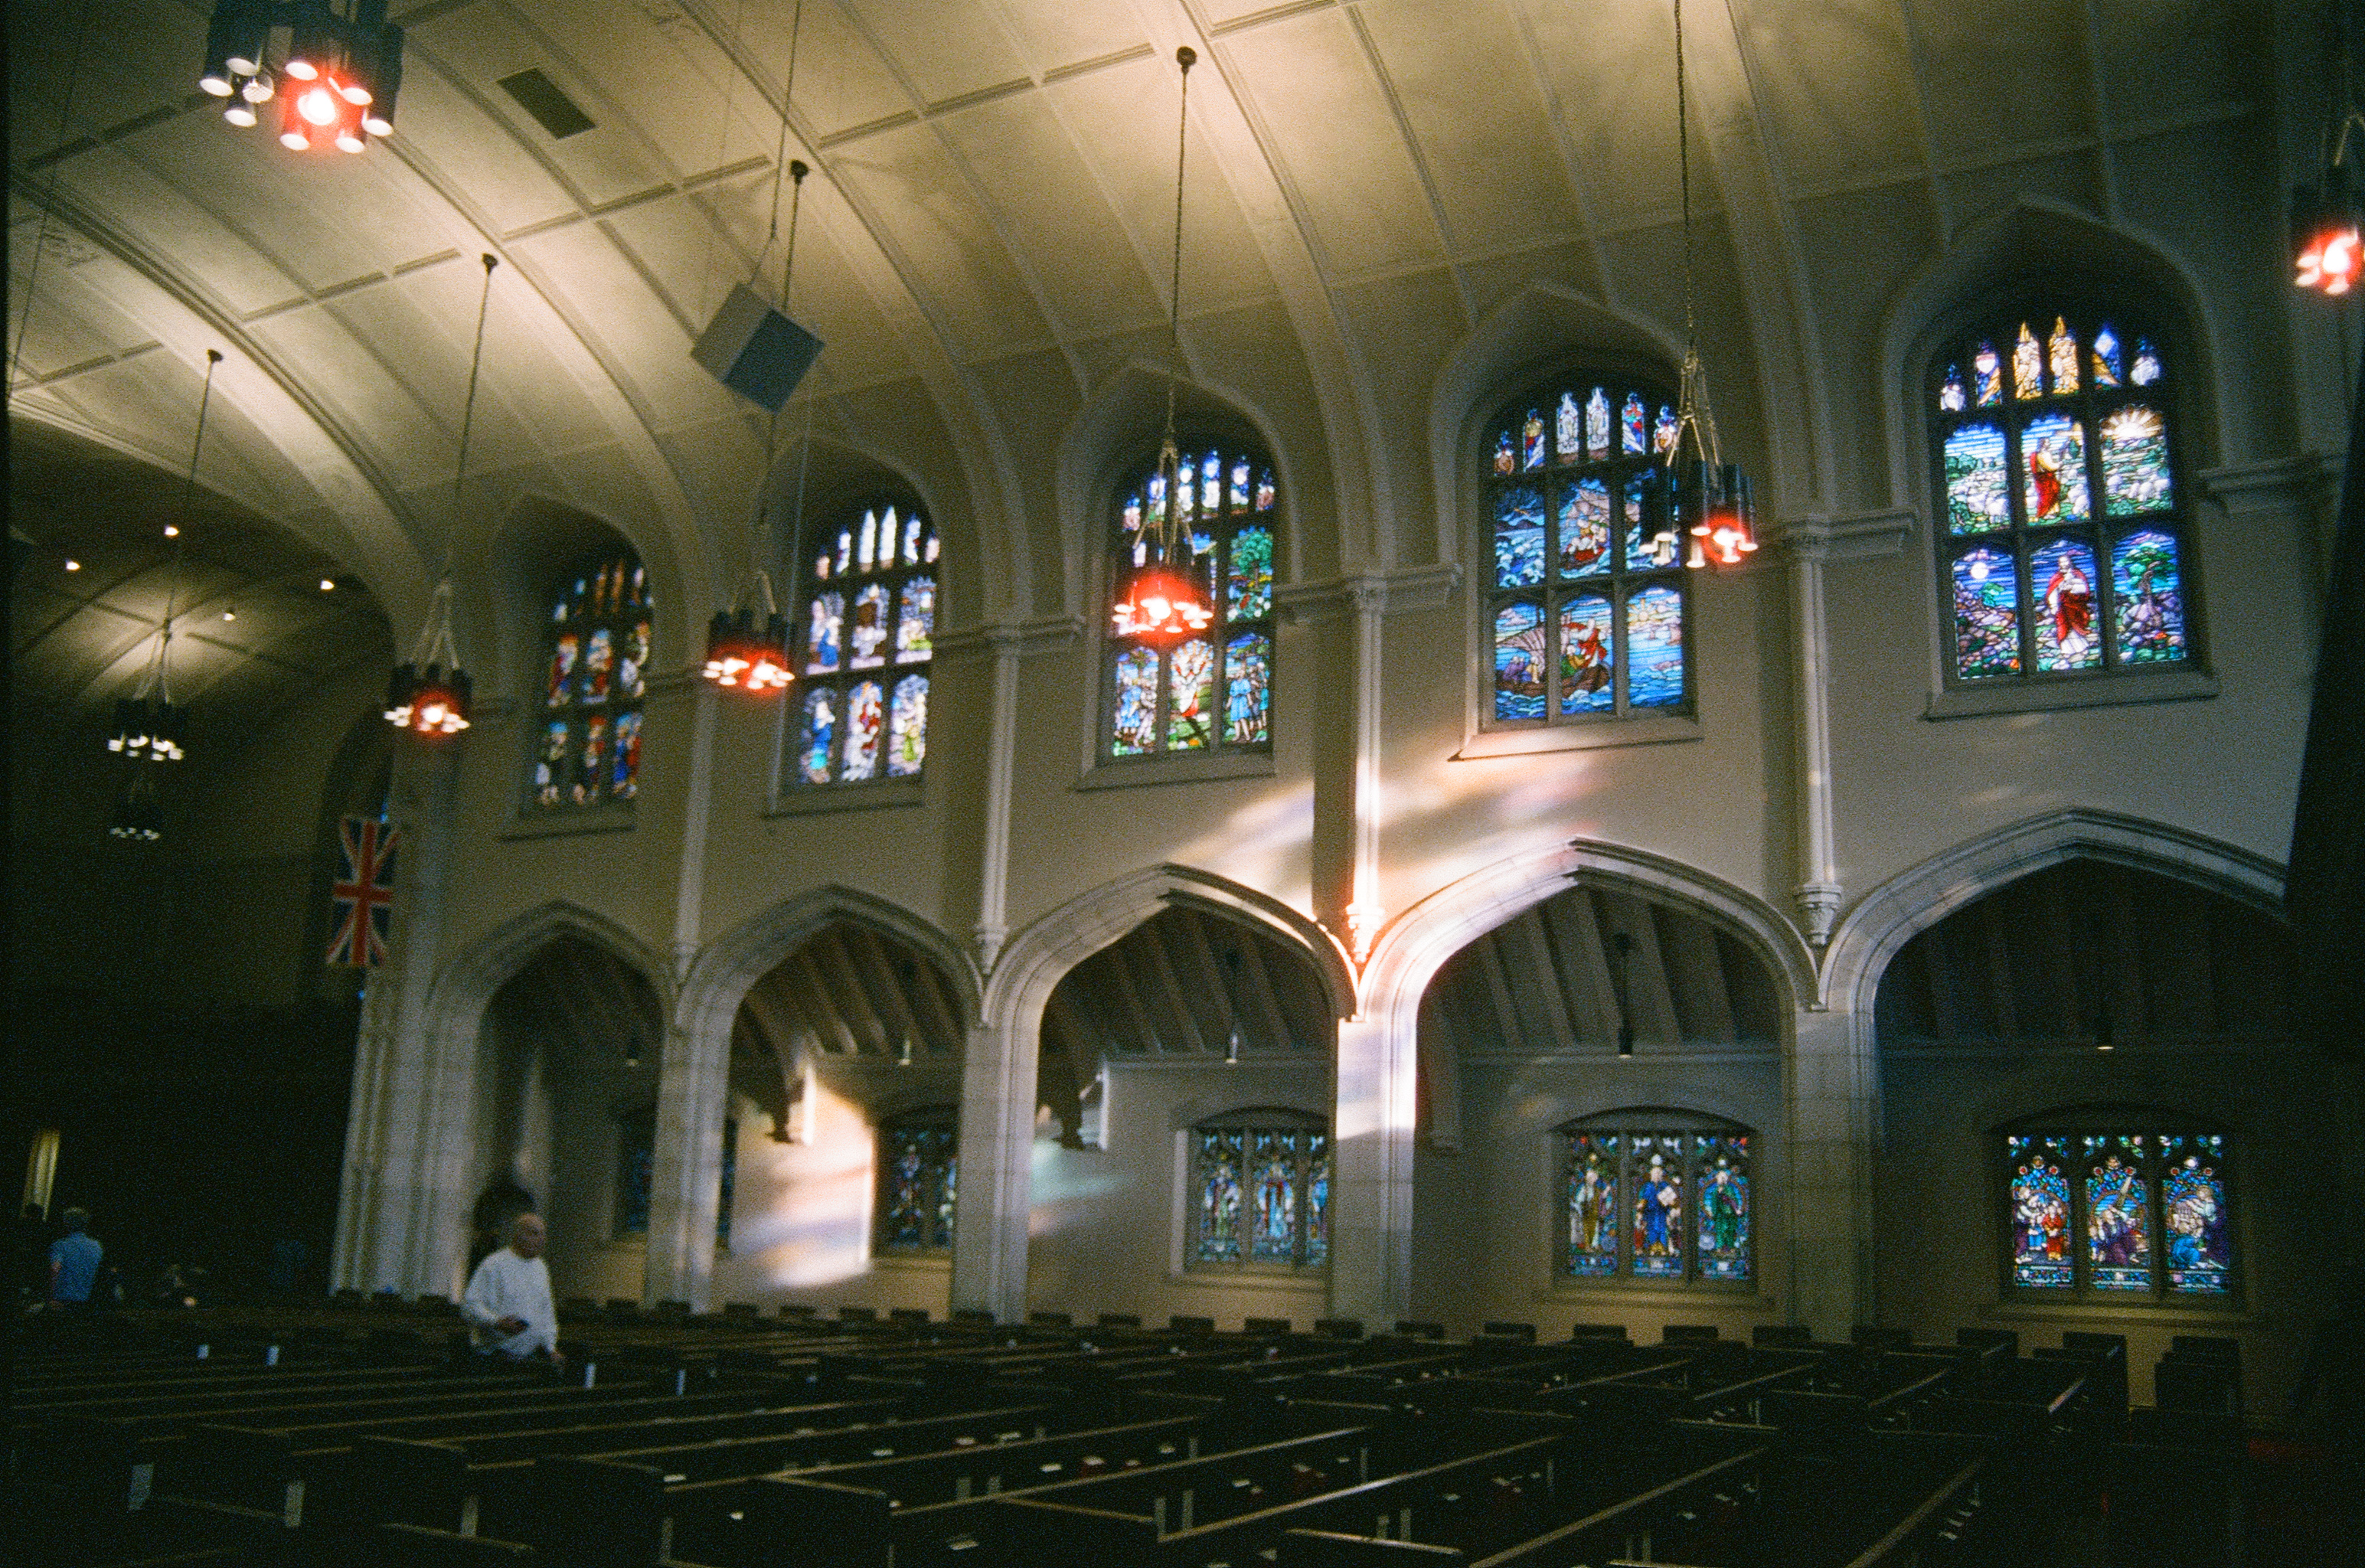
[1494,487,1547,587]
[577,716,607,805]
[2131,339,2162,385]
[2100,405,2173,515]
[536,720,569,806]
[2030,537,2102,672]
[1624,471,1678,569]
[896,578,935,662]
[799,688,836,783]
[808,591,844,673]
[1559,596,1614,716]
[1493,430,1515,475]
[1256,470,1276,511]
[843,681,884,781]
[1495,603,1547,720]
[1630,1135,1685,1278]
[582,628,612,703]
[1567,1133,1619,1277]
[1112,648,1158,755]
[2092,325,2123,387]
[1655,405,1680,454]
[1973,341,2004,405]
[1251,1130,1298,1263]
[610,710,642,799]
[1696,1134,1750,1282]
[1939,364,1967,412]
[1555,392,1583,462]
[1625,584,1685,709]
[2020,413,2089,524]
[1166,639,1215,750]
[1227,527,1274,619]
[2084,1134,2153,1292]
[620,622,648,700]
[887,675,927,777]
[1522,408,1547,469]
[1231,457,1251,510]
[1560,479,1612,577]
[2110,529,2186,665]
[2163,1135,2231,1292]
[2009,1135,2073,1289]
[1622,391,1647,454]
[880,1124,955,1252]
[1944,423,2011,534]
[1305,1132,1331,1267]
[1952,547,2020,679]
[1223,634,1271,746]
[1197,1130,1243,1263]
[547,633,578,706]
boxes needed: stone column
[1785,527,1841,945]
[1785,1004,1873,1336]
[646,672,724,1308]
[1329,1009,1418,1328]
[951,1017,1039,1324]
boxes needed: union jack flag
[328,817,400,967]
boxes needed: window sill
[501,808,636,841]
[766,777,925,816]
[1537,1282,1763,1304]
[873,1253,951,1273]
[1455,715,1701,760]
[1979,1298,2250,1324]
[1078,751,1275,791]
[1166,1269,1330,1293]
[1924,667,2216,720]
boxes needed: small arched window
[877,1107,957,1256]
[531,554,649,810]
[1930,313,2194,685]
[1484,378,1689,727]
[1189,1108,1328,1272]
[1560,1111,1753,1286]
[1106,446,1278,760]
[792,502,936,786]
[2004,1122,2232,1302]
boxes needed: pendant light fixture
[385,252,495,738]
[1111,46,1216,644]
[2292,45,2363,297]
[109,348,224,766]
[199,1,403,152]
[1651,0,1757,569]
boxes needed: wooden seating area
[3,1302,2262,1567]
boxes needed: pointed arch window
[531,554,649,811]
[877,1107,958,1256]
[1105,446,1278,761]
[1931,313,2196,687]
[1560,1111,1753,1287]
[2004,1120,2234,1303]
[1189,1109,1329,1272]
[791,502,936,787]
[1482,379,1690,728]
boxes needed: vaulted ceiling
[7,1,2305,714]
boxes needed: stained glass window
[1931,312,2194,687]
[1560,1113,1753,1286]
[793,504,936,786]
[616,1109,734,1246]
[1485,377,1689,727]
[1191,1109,1328,1271]
[2003,1125,2233,1302]
[877,1109,957,1255]
[1107,445,1276,761]
[531,554,649,812]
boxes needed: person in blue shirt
[47,1207,102,1308]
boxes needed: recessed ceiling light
[164,524,179,537]
[64,558,81,571]
[320,577,335,591]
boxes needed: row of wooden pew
[7,1303,2249,1568]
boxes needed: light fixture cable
[8,0,97,407]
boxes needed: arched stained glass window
[616,1109,734,1246]
[793,503,936,787]
[1484,379,1689,727]
[532,554,650,811]
[1560,1112,1753,1286]
[1932,314,2194,685]
[1106,446,1277,760]
[1191,1109,1328,1271]
[877,1108,957,1256]
[2004,1125,2233,1302]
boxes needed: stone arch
[766,433,976,630]
[679,885,981,1052]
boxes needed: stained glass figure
[879,1119,957,1253]
[1493,430,1515,475]
[583,627,612,703]
[1952,547,2020,679]
[1556,392,1583,462]
[1231,457,1251,510]
[1944,423,2011,534]
[799,688,837,782]
[1305,1131,1331,1267]
[537,720,568,806]
[887,675,927,777]
[2020,413,2090,523]
[1973,341,2004,405]
[1625,584,1685,708]
[897,578,936,662]
[621,622,648,700]
[2101,406,2172,515]
[1495,602,1547,721]
[1196,1129,1244,1263]
[1112,647,1159,754]
[1251,1129,1298,1263]
[1560,596,1614,716]
[2008,1135,2073,1289]
[611,710,642,798]
[1630,1136,1685,1278]
[2162,1135,2230,1292]
[2111,530,2187,663]
[1522,407,1547,469]
[843,681,884,781]
[546,633,578,707]
[577,716,606,805]
[1567,1134,1620,1276]
[1224,635,1272,745]
[1175,459,1196,521]
[1256,470,1276,510]
[2014,322,2043,399]
[1194,1115,1328,1272]
[1167,639,1215,750]
[808,591,844,673]
[1560,479,1612,577]
[1939,364,1968,413]
[1495,487,1547,586]
[850,584,890,668]
[1695,1134,1750,1282]
[1655,405,1681,453]
[2048,318,2080,395]
[836,528,853,575]
[2084,1134,2154,1291]
[1146,471,1167,526]
[532,554,649,813]
[2092,325,2123,388]
[1229,528,1275,619]
[1622,392,1648,454]
[2131,338,2162,385]
[1586,387,1612,458]
[2030,537,2102,672]
[906,511,924,565]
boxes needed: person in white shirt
[462,1212,563,1367]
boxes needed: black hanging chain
[446,253,499,580]
[152,348,224,701]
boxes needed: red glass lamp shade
[1111,560,1214,642]
[2293,166,2363,297]
[1674,459,1758,567]
[384,662,472,737]
[703,609,793,692]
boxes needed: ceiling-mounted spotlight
[242,70,274,103]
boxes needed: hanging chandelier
[109,349,224,766]
[109,767,165,841]
[1649,0,1758,570]
[385,253,496,739]
[2292,51,2363,297]
[1112,47,1216,644]
[198,1,403,152]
